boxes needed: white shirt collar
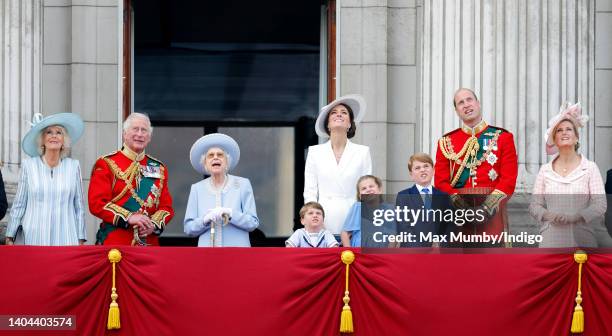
[415,184,432,194]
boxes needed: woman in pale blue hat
[184,133,259,247]
[5,113,86,245]
[304,94,372,240]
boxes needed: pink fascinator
[544,102,589,155]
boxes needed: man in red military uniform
[435,88,518,239]
[89,113,173,246]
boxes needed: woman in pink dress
[529,102,610,248]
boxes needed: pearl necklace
[209,175,229,247]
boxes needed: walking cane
[210,213,230,247]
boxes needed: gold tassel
[107,249,122,330]
[340,251,355,333]
[571,250,587,334]
[571,306,584,334]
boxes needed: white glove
[202,210,216,225]
[211,207,226,222]
[219,207,233,218]
[211,207,232,224]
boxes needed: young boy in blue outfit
[396,153,454,247]
[286,202,339,248]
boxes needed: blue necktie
[422,188,432,209]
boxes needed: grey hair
[123,112,154,135]
[200,150,232,175]
[37,125,72,158]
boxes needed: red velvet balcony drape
[1,246,611,336]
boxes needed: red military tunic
[89,146,174,245]
[434,120,518,236]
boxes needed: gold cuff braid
[103,203,131,225]
[483,189,507,215]
[151,210,171,229]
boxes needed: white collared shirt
[415,184,433,195]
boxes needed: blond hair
[355,175,383,201]
[408,153,434,172]
[299,201,325,219]
[553,118,580,151]
[37,125,72,158]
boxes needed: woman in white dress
[303,94,372,237]
[5,113,86,246]
[529,102,610,247]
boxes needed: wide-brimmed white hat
[21,112,84,157]
[315,94,366,137]
[189,133,240,174]
[544,102,589,155]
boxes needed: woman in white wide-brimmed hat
[529,102,611,247]
[184,133,259,247]
[303,94,372,239]
[5,112,86,246]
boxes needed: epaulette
[96,150,119,162]
[146,154,165,167]
[91,150,119,176]
[442,128,461,137]
[487,125,511,134]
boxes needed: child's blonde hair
[299,201,325,219]
[408,152,434,172]
[355,175,383,201]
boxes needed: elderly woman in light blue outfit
[5,113,86,246]
[184,133,259,247]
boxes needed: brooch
[488,168,498,181]
[486,152,498,166]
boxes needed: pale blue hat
[189,133,240,174]
[22,113,84,157]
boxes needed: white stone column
[421,0,595,193]
[338,1,389,185]
[0,0,41,237]
[1,0,42,184]
[594,0,612,172]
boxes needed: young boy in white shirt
[286,202,339,248]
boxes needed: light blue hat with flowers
[189,133,241,174]
[21,112,84,157]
